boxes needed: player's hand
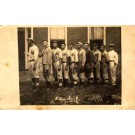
[114,63,117,66]
[80,66,84,72]
[46,65,49,70]
[58,66,61,71]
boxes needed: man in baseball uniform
[52,41,63,87]
[100,45,109,84]
[27,38,39,89]
[68,43,78,86]
[93,43,101,83]
[61,43,70,87]
[108,44,118,86]
[84,42,94,84]
[39,40,53,88]
[77,42,86,85]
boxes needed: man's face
[27,40,32,46]
[61,44,66,50]
[93,45,98,50]
[100,46,105,52]
[69,44,73,50]
[53,43,57,49]
[77,43,81,50]
[43,41,48,47]
[109,46,113,51]
[84,44,89,50]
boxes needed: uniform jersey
[78,48,86,66]
[69,49,78,63]
[108,50,118,64]
[85,49,94,65]
[28,44,39,61]
[61,49,69,63]
[101,50,109,63]
[42,46,52,65]
[93,49,101,63]
[52,48,62,62]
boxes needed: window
[90,27,104,40]
[50,27,65,39]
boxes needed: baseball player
[68,43,78,86]
[52,41,63,87]
[100,45,109,84]
[84,42,94,84]
[27,38,39,89]
[108,44,118,86]
[39,40,53,88]
[77,42,86,85]
[61,43,70,87]
[93,43,101,83]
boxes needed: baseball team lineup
[27,38,118,90]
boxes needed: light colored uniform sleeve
[82,50,86,66]
[98,51,101,62]
[115,52,118,64]
[59,49,62,59]
[28,47,31,60]
[48,48,52,65]
[108,52,110,61]
[34,47,39,61]
[75,50,78,62]
[28,47,34,60]
[67,50,70,57]
[105,51,109,62]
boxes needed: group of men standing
[27,38,118,90]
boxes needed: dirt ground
[19,56,121,105]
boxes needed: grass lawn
[19,55,121,105]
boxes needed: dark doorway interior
[90,39,103,51]
[18,28,25,71]
[50,39,65,49]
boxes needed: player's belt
[62,62,66,63]
[53,61,58,62]
[28,59,35,62]
[109,60,115,62]
[70,61,75,64]
[101,61,107,63]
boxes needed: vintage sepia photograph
[18,26,121,105]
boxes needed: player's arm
[34,47,39,63]
[75,50,78,65]
[38,52,43,57]
[59,49,62,66]
[97,51,101,65]
[115,52,118,65]
[66,50,70,66]
[48,48,53,65]
[81,50,86,66]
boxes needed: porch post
[87,26,90,43]
[103,27,106,45]
[48,27,50,46]
[24,27,28,69]
[31,27,33,38]
[65,27,67,49]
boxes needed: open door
[18,28,25,71]
[90,39,103,51]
